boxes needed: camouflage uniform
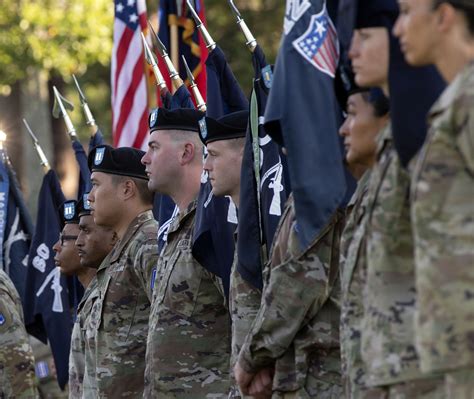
[361,125,444,396]
[145,200,231,398]
[68,277,98,399]
[238,194,343,398]
[229,244,262,398]
[0,268,38,398]
[340,170,387,399]
[411,61,474,397]
[84,210,158,397]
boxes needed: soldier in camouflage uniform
[198,110,260,398]
[394,1,474,397]
[84,145,158,397]
[65,195,116,398]
[234,191,344,398]
[338,82,390,398]
[53,199,97,399]
[142,107,231,398]
[0,268,38,398]
[350,1,445,396]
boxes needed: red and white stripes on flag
[112,0,149,150]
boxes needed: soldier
[141,107,231,397]
[349,0,445,396]
[197,110,260,398]
[0,268,38,398]
[394,1,474,397]
[66,195,116,399]
[53,199,96,399]
[84,145,158,397]
[338,82,390,398]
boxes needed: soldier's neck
[435,40,474,83]
[77,267,97,289]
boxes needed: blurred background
[0,0,284,218]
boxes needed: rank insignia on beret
[150,108,158,128]
[83,194,91,211]
[199,118,207,139]
[64,202,76,220]
[261,65,273,89]
[0,313,5,325]
[94,147,105,165]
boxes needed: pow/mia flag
[0,155,34,302]
[23,170,72,389]
[192,46,248,297]
[237,45,288,290]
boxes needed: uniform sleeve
[0,289,38,397]
[456,108,474,174]
[133,236,160,302]
[237,245,332,373]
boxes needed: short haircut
[225,136,246,151]
[434,1,474,35]
[361,91,390,117]
[110,174,154,205]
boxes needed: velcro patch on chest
[177,239,190,250]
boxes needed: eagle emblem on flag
[292,5,339,78]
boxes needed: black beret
[355,0,398,29]
[149,107,205,133]
[88,145,148,180]
[198,110,249,145]
[77,193,92,217]
[60,200,80,225]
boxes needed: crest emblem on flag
[261,65,273,89]
[64,202,75,220]
[0,313,5,325]
[94,147,106,165]
[292,5,339,78]
[199,118,208,140]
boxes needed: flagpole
[22,119,51,174]
[170,25,180,93]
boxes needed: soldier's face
[203,140,243,198]
[53,223,81,276]
[394,0,439,66]
[340,93,388,168]
[349,28,389,88]
[76,215,115,269]
[142,130,181,194]
[88,172,121,228]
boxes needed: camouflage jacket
[411,61,474,374]
[0,269,38,398]
[339,170,372,398]
[84,210,158,397]
[229,243,262,398]
[145,200,231,398]
[69,277,98,399]
[361,125,425,386]
[238,194,343,397]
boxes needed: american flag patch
[292,4,339,78]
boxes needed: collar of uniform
[168,199,197,235]
[374,123,392,158]
[109,210,155,264]
[428,61,474,119]
[347,169,372,208]
[76,276,98,314]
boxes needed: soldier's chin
[59,266,75,277]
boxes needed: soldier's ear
[121,179,137,200]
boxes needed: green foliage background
[0,0,284,142]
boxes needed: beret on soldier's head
[60,200,80,225]
[356,0,399,29]
[148,107,205,134]
[77,193,92,217]
[198,110,249,145]
[88,145,148,180]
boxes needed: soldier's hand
[248,368,273,398]
[234,362,255,395]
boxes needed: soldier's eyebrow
[148,140,160,148]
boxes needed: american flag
[112,0,149,150]
[292,4,339,78]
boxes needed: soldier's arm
[0,289,38,397]
[237,246,332,373]
[456,104,474,174]
[132,235,160,302]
